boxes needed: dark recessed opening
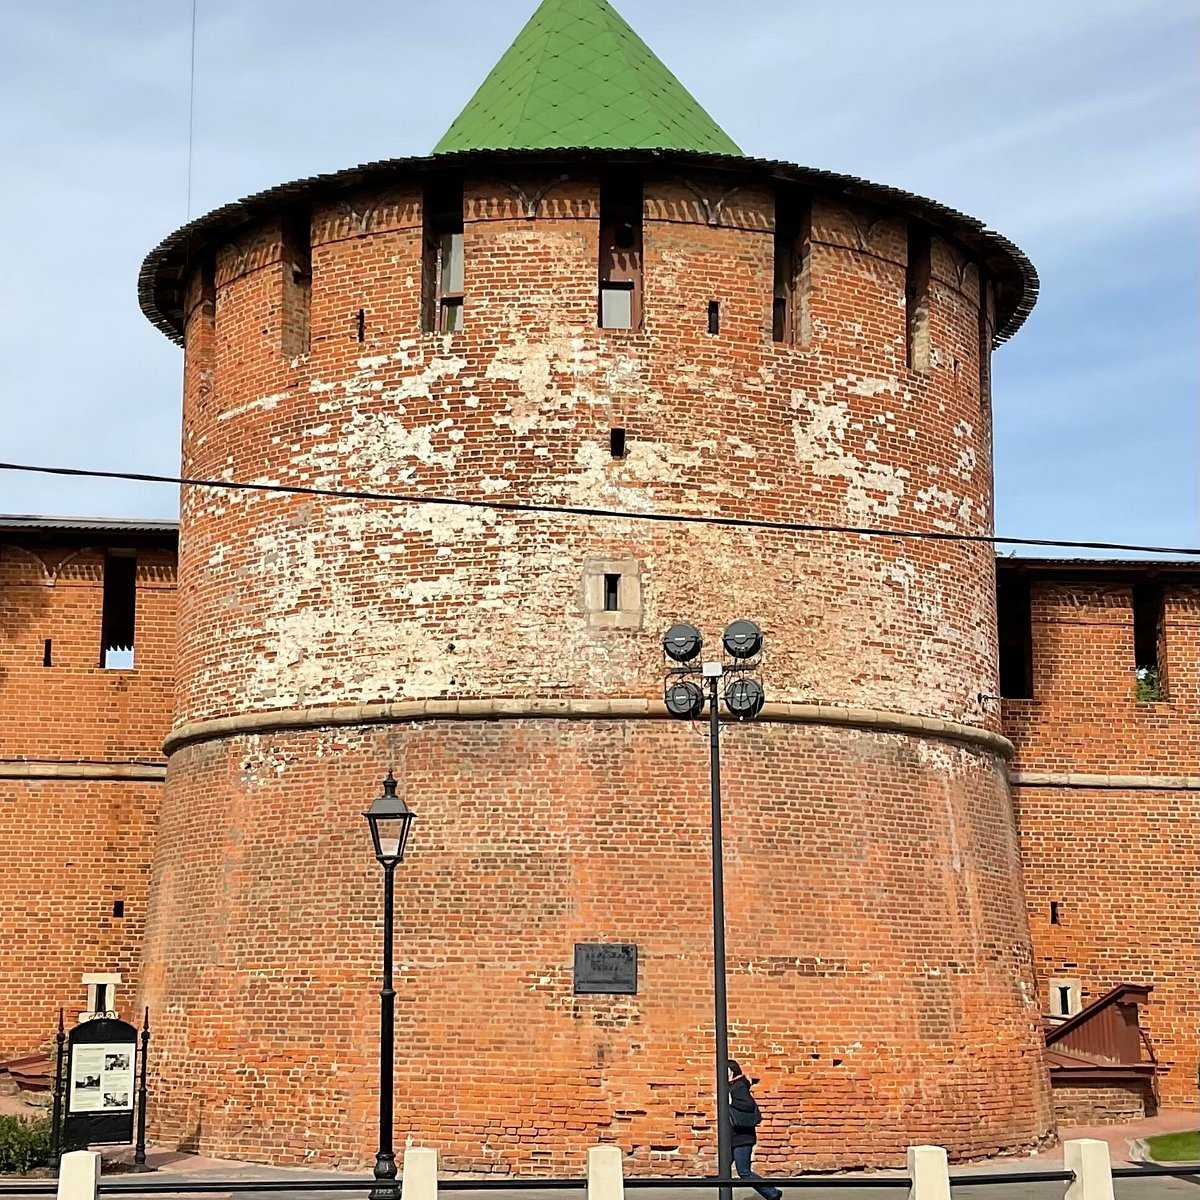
[101,551,137,670]
[1133,582,1166,700]
[113,900,125,918]
[772,297,788,343]
[1056,985,1072,1015]
[280,210,312,357]
[356,308,366,342]
[603,573,621,612]
[598,173,643,329]
[43,639,52,667]
[707,300,720,335]
[1050,901,1060,925]
[906,224,932,371]
[610,427,627,459]
[997,573,1033,699]
[423,178,465,333]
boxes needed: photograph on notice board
[69,1043,135,1113]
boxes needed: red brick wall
[0,777,162,1057]
[174,177,1001,730]
[0,544,175,762]
[1005,581,1199,774]
[1007,579,1200,1109]
[0,537,175,1056]
[139,164,1052,1169]
[142,722,1050,1172]
[1052,1081,1155,1126]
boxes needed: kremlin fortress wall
[1,0,1197,1177]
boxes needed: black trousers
[733,1143,782,1200]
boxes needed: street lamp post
[663,622,765,1200]
[363,772,415,1200]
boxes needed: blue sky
[0,0,1196,553]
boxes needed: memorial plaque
[574,943,637,994]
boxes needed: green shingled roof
[433,0,742,156]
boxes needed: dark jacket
[728,1074,760,1148]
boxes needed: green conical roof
[433,0,742,156]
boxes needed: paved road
[5,1177,1195,1200]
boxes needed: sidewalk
[101,1110,1199,1180]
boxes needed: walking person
[728,1059,782,1200]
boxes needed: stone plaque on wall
[574,943,637,994]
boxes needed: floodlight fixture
[722,619,763,660]
[724,676,765,720]
[663,623,704,663]
[665,679,705,718]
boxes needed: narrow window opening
[423,180,465,334]
[1133,582,1166,700]
[200,257,216,312]
[43,638,52,667]
[997,573,1033,699]
[707,300,720,335]
[978,270,992,408]
[599,175,643,330]
[112,900,125,919]
[356,308,366,343]
[773,194,812,346]
[610,427,627,459]
[772,295,788,344]
[1049,978,1081,1018]
[100,551,137,670]
[94,983,108,1016]
[603,573,621,612]
[1050,901,1061,925]
[906,225,932,372]
[280,210,312,357]
[189,256,217,334]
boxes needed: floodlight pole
[703,662,733,1200]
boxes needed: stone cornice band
[0,760,167,782]
[163,698,1014,758]
[1010,771,1200,791]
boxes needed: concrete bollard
[57,1151,101,1200]
[1065,1139,1115,1200]
[587,1145,625,1200]
[401,1146,438,1200]
[907,1145,951,1200]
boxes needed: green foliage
[0,1113,51,1175]
[1136,667,1164,702]
[1146,1130,1200,1163]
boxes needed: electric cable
[1,460,1197,558]
[185,0,199,218]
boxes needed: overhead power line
[185,0,199,218]
[0,459,1197,558]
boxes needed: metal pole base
[370,1153,400,1200]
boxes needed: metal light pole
[363,772,415,1200]
[704,661,733,1200]
[663,623,765,1200]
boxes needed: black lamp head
[722,619,763,660]
[664,679,705,719]
[663,623,703,663]
[363,770,415,865]
[724,676,765,721]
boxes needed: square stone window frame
[1048,977,1082,1018]
[582,558,643,630]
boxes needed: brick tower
[136,0,1053,1172]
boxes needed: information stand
[63,1017,139,1147]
